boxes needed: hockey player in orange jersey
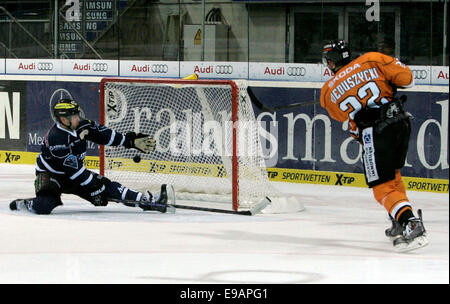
[320,40,428,252]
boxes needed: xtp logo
[3,152,21,163]
[335,174,355,185]
[107,91,117,114]
[107,160,123,169]
[148,162,166,173]
[267,171,278,179]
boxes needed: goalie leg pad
[106,181,142,202]
[30,194,63,215]
[74,173,111,206]
[34,172,62,203]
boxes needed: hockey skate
[385,214,404,241]
[9,198,32,212]
[393,209,428,252]
[139,184,175,213]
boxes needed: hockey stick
[111,196,271,216]
[247,86,320,112]
[111,198,177,213]
[171,196,271,216]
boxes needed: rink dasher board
[1,151,448,194]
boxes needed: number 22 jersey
[320,52,414,138]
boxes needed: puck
[133,155,141,163]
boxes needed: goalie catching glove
[124,132,156,153]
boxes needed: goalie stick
[112,196,272,216]
[110,198,176,213]
[10,196,270,216]
[247,86,320,112]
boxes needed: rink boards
[0,75,448,194]
[0,149,447,194]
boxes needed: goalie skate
[10,198,32,212]
[139,184,176,213]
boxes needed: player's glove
[124,132,156,153]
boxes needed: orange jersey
[320,52,414,137]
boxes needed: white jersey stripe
[107,130,116,146]
[80,174,93,186]
[39,155,65,174]
[70,166,86,180]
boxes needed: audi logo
[92,63,108,72]
[287,66,306,77]
[151,64,168,73]
[37,62,54,71]
[215,65,233,74]
[411,69,428,80]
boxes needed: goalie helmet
[52,99,81,119]
[322,39,351,73]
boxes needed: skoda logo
[411,69,427,80]
[215,65,233,74]
[92,63,108,72]
[37,62,54,71]
[287,66,306,77]
[151,64,168,73]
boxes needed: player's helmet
[322,39,351,73]
[53,99,81,118]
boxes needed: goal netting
[99,78,303,213]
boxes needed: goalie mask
[322,39,351,74]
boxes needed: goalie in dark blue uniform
[10,99,169,215]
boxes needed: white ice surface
[0,164,448,284]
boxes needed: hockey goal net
[99,78,303,213]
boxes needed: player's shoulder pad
[77,119,97,129]
[47,124,71,145]
[360,51,395,65]
[45,125,72,157]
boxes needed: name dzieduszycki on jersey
[10,99,170,215]
[320,40,428,252]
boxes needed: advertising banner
[248,62,326,82]
[1,59,448,85]
[62,59,118,76]
[408,65,449,85]
[25,81,100,155]
[251,86,449,180]
[1,78,446,192]
[180,61,249,79]
[0,59,5,74]
[6,59,62,75]
[0,81,27,152]
[120,60,180,78]
[431,66,449,85]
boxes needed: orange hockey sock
[373,171,414,225]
